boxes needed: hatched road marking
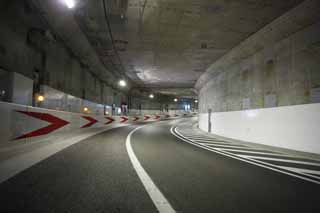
[172,125,320,185]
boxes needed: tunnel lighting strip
[126,125,176,213]
[171,126,320,185]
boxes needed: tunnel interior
[0,1,320,212]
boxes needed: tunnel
[0,0,320,212]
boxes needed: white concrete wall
[199,103,320,154]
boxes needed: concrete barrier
[198,103,320,154]
[0,101,191,148]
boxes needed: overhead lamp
[149,94,154,99]
[174,98,178,102]
[83,107,89,112]
[119,79,127,87]
[37,95,45,102]
[195,100,198,103]
[62,0,75,9]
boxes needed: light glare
[174,98,178,102]
[119,80,127,87]
[37,95,44,102]
[149,94,154,99]
[63,0,75,9]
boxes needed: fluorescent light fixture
[174,98,178,102]
[62,0,75,9]
[149,94,154,99]
[119,79,127,87]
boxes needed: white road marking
[277,166,320,176]
[171,126,320,185]
[237,155,320,167]
[215,148,283,156]
[126,126,176,213]
[185,136,220,140]
[0,126,126,184]
[189,139,229,143]
[197,141,240,146]
[202,143,256,149]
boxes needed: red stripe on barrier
[133,117,139,122]
[105,117,115,125]
[15,111,70,140]
[144,115,150,121]
[81,116,98,128]
[120,117,128,123]
[154,115,161,120]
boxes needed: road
[0,119,319,212]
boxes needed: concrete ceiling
[75,0,303,95]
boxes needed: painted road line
[171,126,320,185]
[215,148,280,155]
[187,138,229,143]
[185,136,220,139]
[237,155,320,167]
[197,141,242,146]
[126,126,176,213]
[196,142,234,146]
[277,166,320,176]
[306,173,320,179]
[202,143,255,149]
[0,127,124,184]
[183,136,223,141]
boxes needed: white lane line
[202,143,253,149]
[237,155,320,167]
[197,141,238,146]
[188,139,228,143]
[126,126,176,213]
[215,148,283,156]
[277,166,320,176]
[185,136,222,140]
[185,136,218,139]
[171,126,320,185]
[0,126,127,184]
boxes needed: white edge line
[237,155,320,167]
[215,148,287,156]
[126,125,176,213]
[0,126,127,184]
[277,166,320,176]
[171,126,320,185]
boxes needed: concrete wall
[199,103,320,154]
[197,0,320,113]
[196,0,320,153]
[0,1,124,107]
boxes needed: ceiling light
[83,107,89,112]
[174,98,178,102]
[62,0,75,9]
[195,100,198,103]
[119,79,127,87]
[149,94,154,99]
[37,95,45,102]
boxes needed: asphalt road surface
[0,119,319,213]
